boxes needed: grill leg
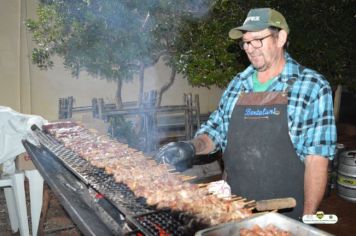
[38,186,50,236]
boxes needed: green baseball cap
[229,8,289,39]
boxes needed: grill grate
[33,126,152,216]
[32,125,207,235]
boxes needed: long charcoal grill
[23,125,208,236]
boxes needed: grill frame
[25,125,209,236]
[32,125,154,216]
[22,140,124,236]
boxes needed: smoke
[32,0,218,150]
[184,0,214,19]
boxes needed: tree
[121,0,219,106]
[27,0,219,108]
[27,0,149,107]
[174,0,244,88]
[174,0,355,91]
[27,0,355,110]
[282,0,355,90]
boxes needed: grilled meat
[43,121,252,225]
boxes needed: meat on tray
[239,224,293,236]
[43,121,252,225]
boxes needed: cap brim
[229,24,269,39]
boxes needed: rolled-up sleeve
[196,108,225,152]
[288,73,337,162]
[304,84,337,160]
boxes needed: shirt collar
[237,52,299,90]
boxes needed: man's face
[241,29,281,72]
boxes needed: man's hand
[154,141,195,171]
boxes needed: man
[155,8,336,219]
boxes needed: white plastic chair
[25,169,44,236]
[0,106,46,235]
[0,169,43,236]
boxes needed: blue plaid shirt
[196,52,337,161]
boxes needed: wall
[0,0,21,110]
[0,0,224,122]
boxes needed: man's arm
[303,154,329,215]
[190,134,216,155]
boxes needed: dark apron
[223,90,304,219]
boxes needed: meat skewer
[43,121,253,225]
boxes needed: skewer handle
[255,197,296,211]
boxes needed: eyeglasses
[238,34,273,50]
